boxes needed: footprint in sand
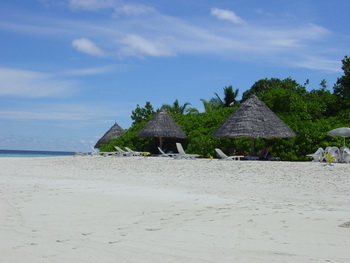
[56,239,70,243]
[108,241,121,244]
[339,221,350,228]
[146,228,161,231]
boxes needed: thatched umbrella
[212,95,295,154]
[137,108,187,149]
[94,122,125,148]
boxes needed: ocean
[0,149,75,158]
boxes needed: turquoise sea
[0,149,75,158]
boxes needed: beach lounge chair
[306,147,324,162]
[90,146,122,157]
[90,146,113,157]
[90,146,101,155]
[124,147,150,157]
[174,143,199,159]
[124,147,142,156]
[324,146,340,164]
[114,146,133,156]
[158,147,178,157]
[215,148,244,160]
[72,149,91,156]
[340,146,350,163]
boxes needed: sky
[0,0,349,151]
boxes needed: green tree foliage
[211,85,239,107]
[307,85,337,118]
[162,99,191,115]
[242,77,306,101]
[100,56,350,161]
[260,88,310,120]
[200,99,221,113]
[334,56,350,112]
[131,101,155,124]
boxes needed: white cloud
[242,24,330,50]
[0,68,77,98]
[118,34,175,58]
[68,0,155,16]
[0,103,120,121]
[113,4,156,16]
[287,55,342,73]
[72,38,106,57]
[211,8,245,24]
[0,109,83,121]
[69,0,116,11]
[58,65,117,76]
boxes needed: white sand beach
[1,156,349,263]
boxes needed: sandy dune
[1,156,349,262]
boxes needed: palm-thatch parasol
[137,108,187,149]
[94,122,125,148]
[211,95,295,154]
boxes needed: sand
[1,156,349,262]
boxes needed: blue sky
[0,0,349,151]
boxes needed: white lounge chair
[324,146,340,163]
[90,146,100,155]
[174,143,199,159]
[72,149,91,156]
[306,147,324,162]
[114,146,133,156]
[158,147,178,157]
[90,146,121,157]
[90,146,110,156]
[124,147,150,156]
[124,147,142,156]
[215,148,244,160]
[102,151,121,157]
[340,146,350,163]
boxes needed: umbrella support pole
[250,138,255,155]
[159,137,163,149]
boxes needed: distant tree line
[100,56,350,161]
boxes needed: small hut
[94,122,125,148]
[137,108,187,149]
[212,95,295,154]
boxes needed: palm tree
[200,99,220,113]
[211,86,239,108]
[186,107,200,114]
[162,99,191,115]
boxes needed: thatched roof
[212,95,295,139]
[94,122,125,148]
[137,108,187,139]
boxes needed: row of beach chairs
[84,143,228,160]
[77,143,278,161]
[95,143,265,161]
